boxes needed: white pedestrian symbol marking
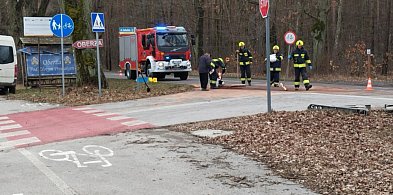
[39,145,114,168]
[52,20,61,30]
[93,15,104,29]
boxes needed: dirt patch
[170,110,393,195]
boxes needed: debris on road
[170,110,393,194]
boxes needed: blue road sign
[50,14,74,38]
[91,13,105,33]
[119,27,136,33]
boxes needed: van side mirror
[191,35,196,45]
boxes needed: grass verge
[7,79,194,106]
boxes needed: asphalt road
[1,73,392,195]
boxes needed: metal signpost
[50,14,74,97]
[284,31,296,80]
[91,13,105,97]
[260,0,271,113]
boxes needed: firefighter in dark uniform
[290,40,313,91]
[209,58,226,89]
[237,42,253,86]
[270,45,283,87]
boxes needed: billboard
[23,17,53,37]
[26,53,77,77]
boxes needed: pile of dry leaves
[7,79,194,106]
[171,110,393,195]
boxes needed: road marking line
[72,107,93,111]
[0,124,22,131]
[18,148,78,195]
[121,120,148,126]
[115,96,255,115]
[0,130,31,139]
[94,112,117,117]
[0,137,40,150]
[307,93,393,101]
[0,116,9,120]
[0,120,15,125]
[107,116,133,121]
[82,109,103,114]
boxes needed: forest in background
[1,0,393,79]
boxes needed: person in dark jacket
[290,40,313,91]
[198,53,212,91]
[209,58,227,89]
[236,42,253,86]
[270,45,283,87]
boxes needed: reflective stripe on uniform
[306,60,311,64]
[270,68,281,71]
[211,80,217,84]
[240,78,246,81]
[303,80,310,84]
[249,56,253,59]
[294,64,306,68]
[294,82,300,85]
[301,54,305,58]
[244,53,248,57]
[210,62,215,67]
[239,62,250,65]
[247,78,252,81]
[294,54,299,57]
[239,53,243,56]
[279,56,283,60]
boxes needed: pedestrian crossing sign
[91,12,105,32]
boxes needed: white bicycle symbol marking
[39,145,114,168]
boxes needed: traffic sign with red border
[284,31,297,45]
[259,0,269,18]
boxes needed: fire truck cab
[119,26,192,80]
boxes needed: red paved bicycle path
[0,107,153,148]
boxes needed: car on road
[0,35,17,94]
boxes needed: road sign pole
[96,32,102,97]
[61,14,65,97]
[286,45,291,80]
[265,15,272,113]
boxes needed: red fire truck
[119,26,193,80]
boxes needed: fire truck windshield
[157,33,189,52]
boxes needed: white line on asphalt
[307,93,393,101]
[121,120,148,126]
[0,124,22,131]
[94,112,117,117]
[0,116,9,120]
[0,137,40,150]
[72,107,93,111]
[0,120,15,125]
[82,109,103,114]
[113,96,256,115]
[107,116,133,121]
[0,130,31,139]
[18,148,78,195]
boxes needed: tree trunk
[195,0,205,59]
[332,0,343,68]
[311,0,328,72]
[65,0,107,88]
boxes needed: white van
[0,35,17,94]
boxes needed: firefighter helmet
[239,42,245,47]
[273,45,280,50]
[296,40,304,46]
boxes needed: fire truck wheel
[179,72,188,80]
